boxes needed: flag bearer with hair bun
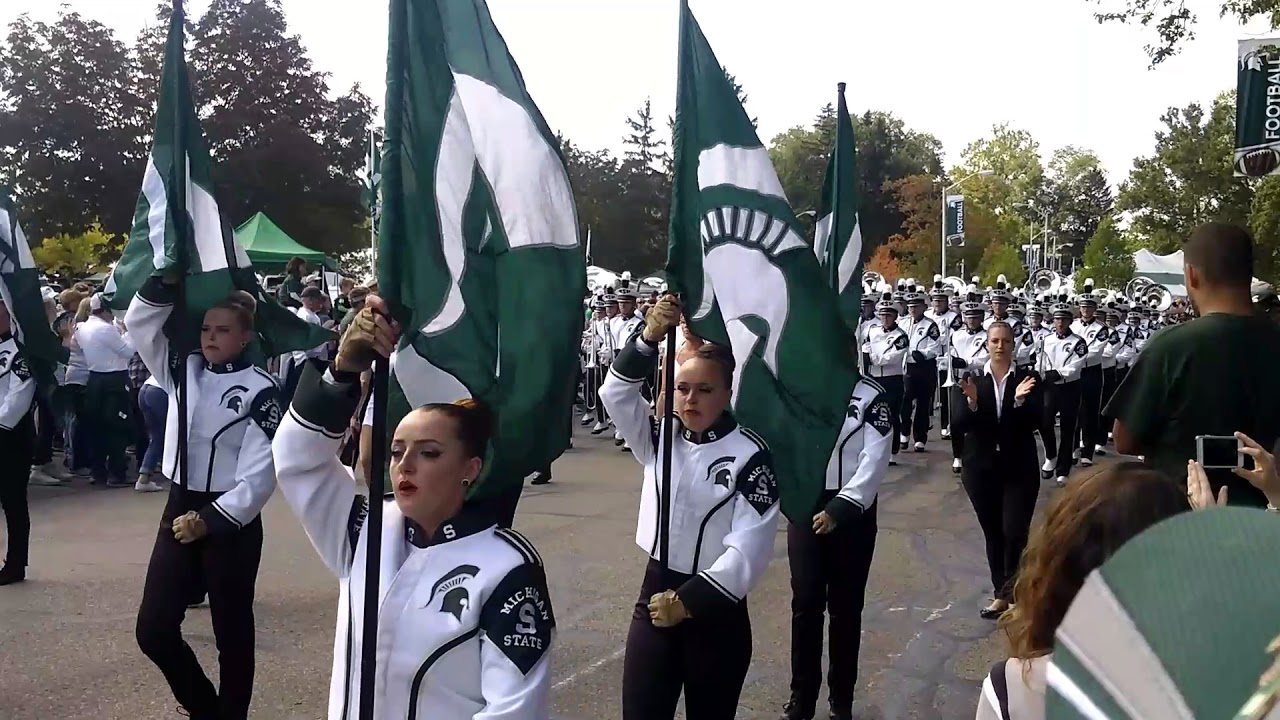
[128,277,281,720]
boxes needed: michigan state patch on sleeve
[9,354,30,381]
[869,398,894,437]
[894,333,909,350]
[951,316,963,331]
[480,562,556,675]
[1074,339,1088,357]
[928,323,940,340]
[249,387,284,440]
[735,449,778,515]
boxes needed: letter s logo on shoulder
[927,323,940,340]
[1074,340,1087,357]
[737,457,778,516]
[869,398,893,437]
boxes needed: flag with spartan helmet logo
[665,0,857,525]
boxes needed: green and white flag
[104,7,330,359]
[0,190,68,384]
[1235,39,1280,177]
[378,0,585,499]
[813,82,863,336]
[361,128,383,215]
[668,0,858,523]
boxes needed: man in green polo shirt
[1107,223,1280,507]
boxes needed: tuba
[1026,268,1060,295]
[943,276,967,295]
[862,271,884,292]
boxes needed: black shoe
[614,437,625,447]
[106,477,131,489]
[0,564,26,586]
[829,712,853,720]
[530,472,552,486]
[779,700,814,720]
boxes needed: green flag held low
[378,0,586,500]
[103,7,330,359]
[667,0,859,524]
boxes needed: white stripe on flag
[0,208,13,273]
[141,157,170,270]
[697,144,790,202]
[423,87,474,336]
[187,161,229,273]
[836,220,863,295]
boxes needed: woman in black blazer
[951,321,1042,619]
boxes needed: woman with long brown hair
[976,462,1190,719]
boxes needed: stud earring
[461,478,472,488]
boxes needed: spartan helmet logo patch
[220,385,249,413]
[429,565,480,621]
[0,350,11,372]
[706,456,735,489]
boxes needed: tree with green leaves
[0,10,145,241]
[722,65,757,128]
[1248,176,1280,284]
[1045,146,1114,265]
[1090,0,1279,66]
[977,241,1027,287]
[1117,92,1253,254]
[31,223,115,278]
[1078,218,1134,289]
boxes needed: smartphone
[1196,435,1243,470]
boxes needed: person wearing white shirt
[74,293,136,487]
[951,322,1042,620]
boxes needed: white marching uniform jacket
[0,333,35,431]
[863,324,909,378]
[945,326,988,388]
[272,363,555,720]
[822,379,893,524]
[126,279,282,532]
[590,318,617,366]
[601,336,780,616]
[610,313,643,351]
[1070,318,1108,368]
[1037,331,1089,385]
[925,309,960,357]
[902,315,942,365]
[1100,325,1122,369]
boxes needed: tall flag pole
[369,0,585,714]
[813,81,863,336]
[667,0,858,524]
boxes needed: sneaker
[951,458,962,474]
[529,472,552,486]
[1041,458,1055,479]
[135,479,164,493]
[1055,475,1067,488]
[106,477,132,489]
[898,434,909,446]
[913,441,925,452]
[28,469,65,486]
[1095,445,1107,456]
[614,437,625,447]
[590,422,607,435]
[580,413,592,425]
[1080,457,1094,467]
[940,427,950,439]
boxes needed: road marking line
[551,645,626,690]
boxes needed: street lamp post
[940,169,994,278]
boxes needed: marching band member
[899,289,941,452]
[782,363,892,720]
[0,300,37,586]
[1038,297,1088,487]
[1069,282,1108,466]
[1098,302,1125,446]
[127,278,280,720]
[925,279,960,441]
[945,291,988,475]
[590,295,618,435]
[863,294,909,464]
[1010,294,1038,373]
[602,295,780,720]
[612,288,645,451]
[856,294,877,375]
[982,277,1018,332]
[273,298,556,719]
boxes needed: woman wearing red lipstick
[272,296,556,720]
[603,295,781,720]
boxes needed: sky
[2,0,1276,184]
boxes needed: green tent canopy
[233,212,337,273]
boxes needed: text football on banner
[1236,38,1280,177]
[945,194,965,247]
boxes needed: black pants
[593,364,610,425]
[622,559,752,720]
[32,388,55,467]
[900,362,936,444]
[1099,366,1119,441]
[875,375,905,455]
[136,486,264,720]
[0,420,35,567]
[1041,381,1081,478]
[787,499,878,715]
[937,370,951,432]
[85,371,132,482]
[1075,365,1103,460]
[961,457,1039,602]
[949,387,966,460]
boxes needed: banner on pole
[945,194,965,246]
[1236,38,1280,177]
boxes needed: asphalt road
[0,422,1063,720]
